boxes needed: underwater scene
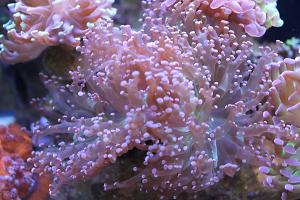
[1,0,300,199]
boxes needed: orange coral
[0,124,32,159]
[0,124,33,199]
[27,173,52,200]
[0,124,50,200]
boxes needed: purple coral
[29,13,287,198]
[145,0,283,37]
[0,0,294,199]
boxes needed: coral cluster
[0,124,33,200]
[0,0,116,64]
[257,58,300,197]
[270,58,300,126]
[3,0,300,199]
[0,124,50,200]
[28,0,287,199]
[146,0,283,37]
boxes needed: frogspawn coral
[0,0,296,199]
[29,13,289,198]
[146,0,283,37]
[270,58,300,127]
[257,57,300,199]
[0,0,116,64]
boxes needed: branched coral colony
[3,0,300,199]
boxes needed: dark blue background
[262,0,300,41]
